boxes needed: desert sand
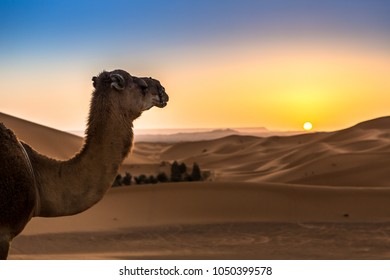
[2,111,390,259]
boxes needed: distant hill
[0,112,83,160]
[135,128,241,142]
[71,127,301,142]
[134,127,302,143]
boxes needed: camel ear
[92,76,97,88]
[110,73,126,91]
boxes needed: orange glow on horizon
[142,42,390,132]
[1,41,389,132]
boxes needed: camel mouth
[156,92,169,108]
[156,100,168,108]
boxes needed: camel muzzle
[157,91,169,108]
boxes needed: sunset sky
[0,0,389,132]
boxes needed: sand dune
[11,222,390,260]
[11,182,390,259]
[20,182,390,236]
[159,117,390,187]
[0,112,83,160]
[2,112,390,259]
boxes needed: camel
[0,69,169,259]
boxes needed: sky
[0,0,389,132]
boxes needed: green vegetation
[191,163,202,181]
[170,161,180,182]
[112,161,204,187]
[122,172,132,185]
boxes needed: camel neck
[28,108,134,217]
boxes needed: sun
[303,121,313,131]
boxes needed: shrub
[135,174,148,184]
[149,175,158,184]
[171,161,182,182]
[157,172,169,183]
[183,172,193,182]
[191,163,203,181]
[113,161,207,187]
[179,162,187,174]
[122,172,132,185]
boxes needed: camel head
[92,69,169,116]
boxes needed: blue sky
[2,0,389,53]
[0,0,389,131]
